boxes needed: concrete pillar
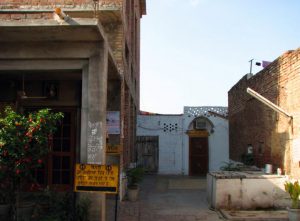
[80,43,108,221]
[80,64,89,163]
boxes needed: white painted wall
[137,106,229,175]
[207,172,289,209]
[137,115,183,174]
[183,107,229,174]
[208,119,229,171]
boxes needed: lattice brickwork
[184,106,228,118]
[163,122,178,132]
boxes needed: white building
[136,106,229,175]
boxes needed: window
[31,109,76,191]
[195,118,206,130]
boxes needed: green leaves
[0,106,63,184]
[284,181,300,209]
[127,167,144,187]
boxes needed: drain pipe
[246,88,293,119]
[247,87,294,136]
[246,88,293,134]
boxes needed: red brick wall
[102,0,142,112]
[229,48,300,176]
[0,0,122,8]
[122,0,142,109]
[120,0,143,166]
[0,12,53,20]
[0,0,122,20]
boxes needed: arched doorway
[187,117,214,176]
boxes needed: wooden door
[136,136,159,173]
[189,137,208,176]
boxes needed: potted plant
[126,167,144,201]
[0,106,63,221]
[284,180,300,221]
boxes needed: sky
[140,0,300,114]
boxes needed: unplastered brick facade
[0,0,122,8]
[228,48,300,177]
[0,0,123,19]
[0,0,146,167]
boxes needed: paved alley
[116,175,222,221]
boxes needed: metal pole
[249,59,253,74]
[114,194,118,221]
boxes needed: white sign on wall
[87,121,103,163]
[107,111,120,134]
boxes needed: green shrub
[285,180,300,209]
[220,161,241,171]
[127,167,144,188]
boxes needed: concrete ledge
[220,210,288,221]
[209,171,286,179]
[0,17,98,26]
[0,18,104,42]
[207,172,290,210]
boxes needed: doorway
[189,136,208,176]
[136,136,159,173]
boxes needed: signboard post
[75,164,119,221]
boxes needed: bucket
[265,164,273,174]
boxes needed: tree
[0,106,63,220]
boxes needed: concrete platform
[168,177,206,190]
[107,175,290,221]
[112,175,222,221]
[220,209,288,221]
[207,172,288,210]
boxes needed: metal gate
[136,136,159,173]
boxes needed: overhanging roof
[0,18,105,42]
[0,17,122,80]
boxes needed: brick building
[228,48,300,178]
[0,0,146,220]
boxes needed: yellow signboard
[106,144,121,154]
[74,164,119,194]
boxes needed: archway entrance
[188,130,209,176]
